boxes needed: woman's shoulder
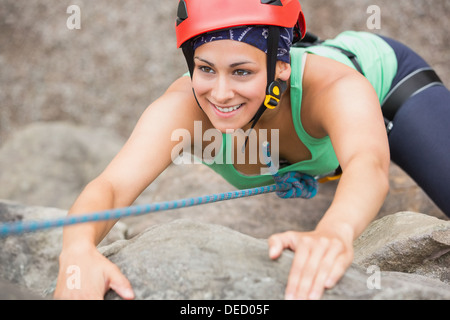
[147,75,211,130]
[158,75,201,113]
[299,54,375,137]
[303,54,361,93]
[165,74,195,96]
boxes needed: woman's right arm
[54,76,203,299]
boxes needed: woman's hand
[54,245,134,300]
[268,229,354,300]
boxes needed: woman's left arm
[269,68,390,300]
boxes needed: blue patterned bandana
[192,26,293,63]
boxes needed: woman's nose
[211,76,235,103]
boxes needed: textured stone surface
[1,0,448,143]
[102,219,450,300]
[1,202,449,300]
[354,212,450,284]
[0,200,126,297]
[0,122,124,210]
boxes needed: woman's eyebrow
[194,57,255,68]
[195,57,215,67]
[230,61,255,68]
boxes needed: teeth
[215,104,242,113]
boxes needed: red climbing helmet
[176,0,307,137]
[176,0,306,48]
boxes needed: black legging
[380,36,450,217]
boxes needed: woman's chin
[213,124,241,134]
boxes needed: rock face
[354,212,450,284]
[0,122,125,210]
[1,0,448,145]
[1,201,449,300]
[103,220,291,300]
[102,218,450,300]
[0,200,125,296]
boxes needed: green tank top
[201,31,398,190]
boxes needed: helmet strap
[182,43,195,78]
[182,43,206,112]
[244,26,284,150]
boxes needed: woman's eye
[234,69,251,76]
[199,66,214,74]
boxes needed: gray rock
[102,220,291,300]
[0,200,127,297]
[354,212,450,284]
[0,201,65,296]
[0,122,125,210]
[102,219,450,300]
[0,279,45,300]
[1,201,450,300]
[325,268,450,300]
[1,0,448,145]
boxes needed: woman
[54,0,449,300]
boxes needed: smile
[213,104,243,113]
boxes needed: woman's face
[192,40,268,133]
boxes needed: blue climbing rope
[261,141,318,199]
[0,143,318,237]
[0,184,287,237]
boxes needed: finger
[268,235,283,260]
[325,254,353,289]
[308,239,344,300]
[293,237,329,300]
[268,232,296,260]
[107,267,135,300]
[284,236,313,300]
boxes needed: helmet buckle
[264,80,287,109]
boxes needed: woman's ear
[276,61,291,82]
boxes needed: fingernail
[285,293,294,300]
[122,288,135,299]
[325,278,335,288]
[269,247,277,257]
[309,291,321,300]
